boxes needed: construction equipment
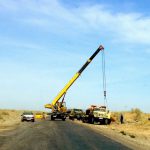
[82,45,111,125]
[82,105,111,125]
[69,109,84,120]
[45,45,104,121]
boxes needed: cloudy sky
[0,0,150,112]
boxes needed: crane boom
[45,45,104,109]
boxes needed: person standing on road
[120,113,124,124]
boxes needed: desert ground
[0,109,149,150]
[74,109,150,150]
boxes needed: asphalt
[0,120,132,150]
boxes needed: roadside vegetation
[109,108,150,149]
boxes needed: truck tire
[69,116,74,121]
[104,118,108,125]
[108,119,111,124]
[62,118,66,121]
[77,115,80,120]
[51,116,54,120]
[90,117,94,124]
[82,118,85,123]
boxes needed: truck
[69,109,84,120]
[44,45,104,121]
[82,105,111,125]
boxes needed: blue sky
[0,0,150,112]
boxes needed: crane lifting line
[101,49,108,107]
[61,48,107,107]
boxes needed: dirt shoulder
[0,109,23,132]
[0,109,45,132]
[1,109,149,150]
[73,120,150,150]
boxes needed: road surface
[0,120,132,150]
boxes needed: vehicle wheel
[77,115,80,120]
[108,119,111,124]
[82,118,85,123]
[69,116,74,121]
[104,119,108,125]
[62,118,66,121]
[21,119,24,122]
[77,117,80,120]
[51,116,54,120]
[32,119,35,122]
[91,117,94,124]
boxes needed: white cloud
[1,0,150,45]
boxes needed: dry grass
[74,108,150,150]
[0,110,23,127]
[109,109,150,149]
[131,108,142,121]
[0,115,3,120]
[0,109,45,128]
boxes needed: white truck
[82,105,111,125]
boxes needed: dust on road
[0,120,132,150]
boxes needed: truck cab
[82,105,111,125]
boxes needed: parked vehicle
[66,109,71,117]
[44,45,104,121]
[69,109,84,120]
[35,112,44,119]
[21,111,35,122]
[82,105,111,125]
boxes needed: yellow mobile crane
[45,45,104,121]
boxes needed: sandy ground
[73,111,150,150]
[73,120,150,150]
[0,109,149,150]
[0,110,22,132]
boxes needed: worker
[120,113,124,124]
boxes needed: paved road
[0,120,132,150]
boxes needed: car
[21,111,35,122]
